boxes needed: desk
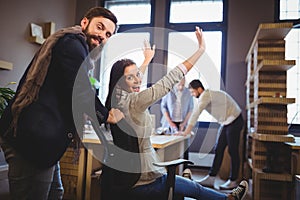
[285,137,300,175]
[285,137,300,200]
[80,131,190,200]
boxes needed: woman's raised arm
[181,26,206,72]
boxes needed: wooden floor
[184,167,252,200]
[0,167,252,200]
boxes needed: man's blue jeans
[7,154,64,200]
[131,174,227,199]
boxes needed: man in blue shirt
[160,78,194,134]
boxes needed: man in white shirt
[184,79,244,190]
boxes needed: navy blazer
[0,33,108,168]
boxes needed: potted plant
[0,82,16,117]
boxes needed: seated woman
[102,27,248,200]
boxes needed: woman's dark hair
[84,7,118,31]
[189,79,205,90]
[105,59,136,110]
[102,58,141,193]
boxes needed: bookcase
[245,22,296,200]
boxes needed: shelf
[250,133,295,142]
[248,158,293,177]
[245,22,293,61]
[285,136,300,150]
[247,97,295,109]
[245,22,295,200]
[28,36,46,44]
[28,22,55,45]
[249,160,293,182]
[256,59,296,72]
[253,167,292,182]
[245,59,294,84]
[0,60,13,70]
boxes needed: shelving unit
[28,22,55,45]
[0,60,13,70]
[245,22,296,200]
[60,146,85,200]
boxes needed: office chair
[153,159,194,200]
[90,119,194,200]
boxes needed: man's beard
[85,32,104,50]
[84,32,104,61]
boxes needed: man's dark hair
[84,7,118,27]
[189,79,205,90]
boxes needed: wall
[0,0,77,90]
[0,0,277,106]
[0,0,278,116]
[226,0,275,117]
[75,0,101,24]
[0,0,277,154]
[74,0,277,156]
[0,0,77,168]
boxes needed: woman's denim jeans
[131,174,227,200]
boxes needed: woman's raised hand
[139,39,156,74]
[195,26,206,54]
[143,39,156,62]
[181,26,206,72]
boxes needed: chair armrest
[153,158,194,168]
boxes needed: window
[167,0,226,122]
[277,0,300,124]
[167,31,222,122]
[98,32,150,103]
[102,0,227,123]
[279,0,300,20]
[105,0,151,24]
[170,0,223,23]
[286,29,300,124]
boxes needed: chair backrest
[90,119,142,199]
[90,119,193,200]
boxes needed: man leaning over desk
[183,79,244,190]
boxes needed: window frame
[103,0,228,85]
[102,0,228,125]
[274,0,300,129]
[165,0,228,86]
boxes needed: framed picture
[30,23,44,38]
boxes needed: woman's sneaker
[230,180,248,200]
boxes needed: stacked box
[245,22,295,200]
[251,139,291,171]
[253,178,292,200]
[258,71,286,98]
[251,139,267,169]
[60,148,80,200]
[254,104,288,135]
[257,40,286,60]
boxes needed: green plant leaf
[0,83,16,116]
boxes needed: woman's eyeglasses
[124,71,143,82]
